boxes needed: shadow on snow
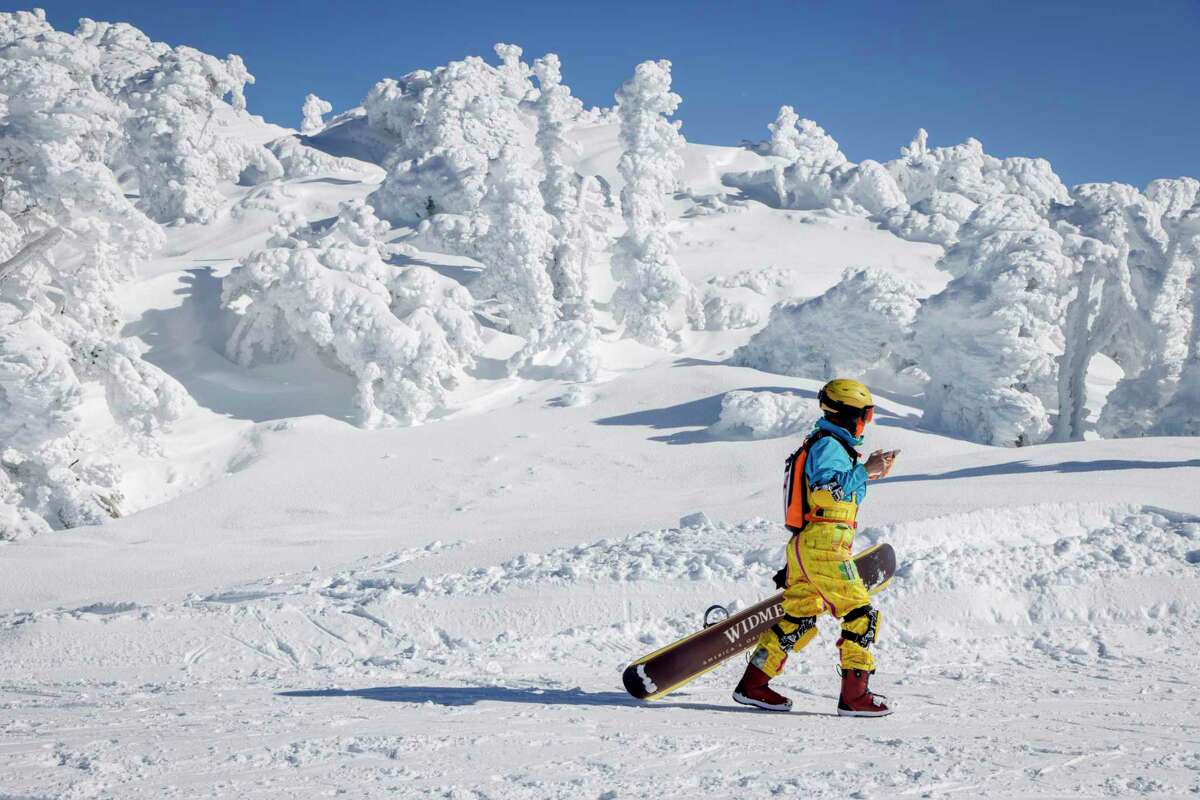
[886,458,1200,484]
[126,266,358,424]
[278,685,833,716]
[594,386,916,445]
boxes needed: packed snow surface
[1,10,1199,800]
[4,503,1199,797]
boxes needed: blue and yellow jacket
[783,418,867,532]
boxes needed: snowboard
[621,542,896,701]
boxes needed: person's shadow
[278,685,833,716]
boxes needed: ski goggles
[862,405,874,424]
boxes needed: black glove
[772,567,787,590]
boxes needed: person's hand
[865,449,899,480]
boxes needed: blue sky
[31,0,1200,187]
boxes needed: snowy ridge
[732,116,1200,445]
[867,504,1200,664]
[401,518,782,596]
[5,503,1194,668]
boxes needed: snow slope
[2,100,1199,799]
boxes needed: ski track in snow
[2,504,1199,798]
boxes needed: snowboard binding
[702,604,729,628]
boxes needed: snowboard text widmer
[622,543,896,701]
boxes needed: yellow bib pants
[749,523,879,676]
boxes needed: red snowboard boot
[732,664,792,711]
[837,669,892,717]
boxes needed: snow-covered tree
[888,136,1068,211]
[610,59,691,348]
[825,159,908,215]
[523,53,605,380]
[767,105,804,160]
[1048,227,1118,442]
[122,45,281,224]
[881,134,1069,246]
[471,148,558,347]
[300,93,333,135]
[1152,183,1200,434]
[73,16,169,92]
[494,43,533,102]
[877,188,978,246]
[901,127,929,159]
[1080,180,1200,436]
[366,52,526,225]
[0,217,121,539]
[734,267,921,382]
[532,54,588,317]
[731,112,903,215]
[695,291,759,331]
[1159,245,1200,435]
[874,132,1197,442]
[0,10,191,538]
[913,195,1081,446]
[222,202,482,427]
[777,115,847,176]
[1057,183,1167,379]
[224,54,252,112]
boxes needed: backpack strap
[784,429,861,534]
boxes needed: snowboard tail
[622,542,896,701]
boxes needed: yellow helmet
[819,378,874,417]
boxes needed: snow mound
[267,136,376,180]
[706,390,818,440]
[707,266,798,295]
[864,503,1200,662]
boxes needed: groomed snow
[3,502,1198,797]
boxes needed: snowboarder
[732,378,898,715]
